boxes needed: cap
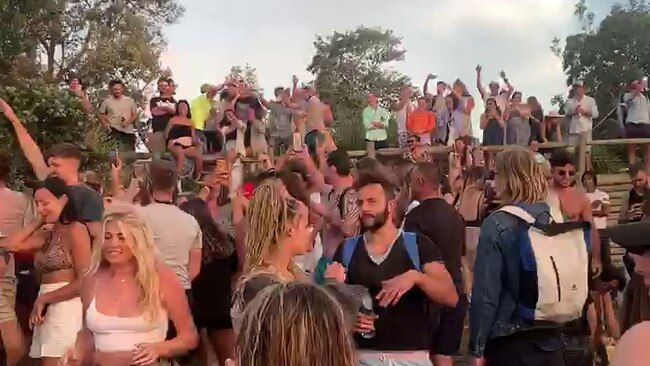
[572,80,585,87]
[200,83,214,93]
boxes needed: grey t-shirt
[138,203,202,289]
[68,183,104,223]
[268,102,294,138]
[99,96,137,134]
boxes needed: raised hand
[476,65,482,73]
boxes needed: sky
[162,0,617,114]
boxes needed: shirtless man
[548,151,602,272]
[549,151,607,360]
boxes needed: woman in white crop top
[66,204,198,365]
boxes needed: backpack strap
[341,235,361,268]
[497,205,535,224]
[401,232,421,271]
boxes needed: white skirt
[29,282,83,358]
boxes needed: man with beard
[326,170,457,366]
[404,162,467,366]
[618,163,648,224]
[148,78,177,156]
[99,79,138,152]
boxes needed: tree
[3,0,183,95]
[0,79,114,188]
[307,26,411,150]
[553,0,650,130]
[228,64,260,91]
[0,0,183,186]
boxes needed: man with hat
[566,81,598,169]
[191,82,225,152]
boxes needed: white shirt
[624,92,650,124]
[566,95,599,134]
[585,189,610,229]
[395,101,413,134]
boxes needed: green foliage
[555,1,650,127]
[308,26,410,150]
[0,79,114,188]
[228,65,260,90]
[1,0,183,99]
[592,145,628,174]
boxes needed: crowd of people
[0,65,649,366]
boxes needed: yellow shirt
[190,94,212,131]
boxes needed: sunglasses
[558,170,576,177]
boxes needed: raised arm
[480,113,488,129]
[0,99,50,180]
[423,74,434,99]
[0,219,46,253]
[475,65,484,97]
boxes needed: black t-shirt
[150,96,177,132]
[333,233,442,351]
[403,198,465,286]
[68,183,103,222]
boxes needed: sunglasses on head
[558,169,576,177]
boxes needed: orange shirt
[406,110,435,134]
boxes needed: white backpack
[499,205,589,324]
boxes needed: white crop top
[86,298,168,353]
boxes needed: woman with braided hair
[243,179,313,281]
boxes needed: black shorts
[430,294,467,356]
[110,128,136,152]
[625,123,650,138]
[166,289,194,340]
[365,139,389,150]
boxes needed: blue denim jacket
[468,202,562,357]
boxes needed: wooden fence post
[366,141,376,159]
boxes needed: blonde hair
[495,147,548,204]
[86,204,162,321]
[244,180,303,276]
[236,280,356,366]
